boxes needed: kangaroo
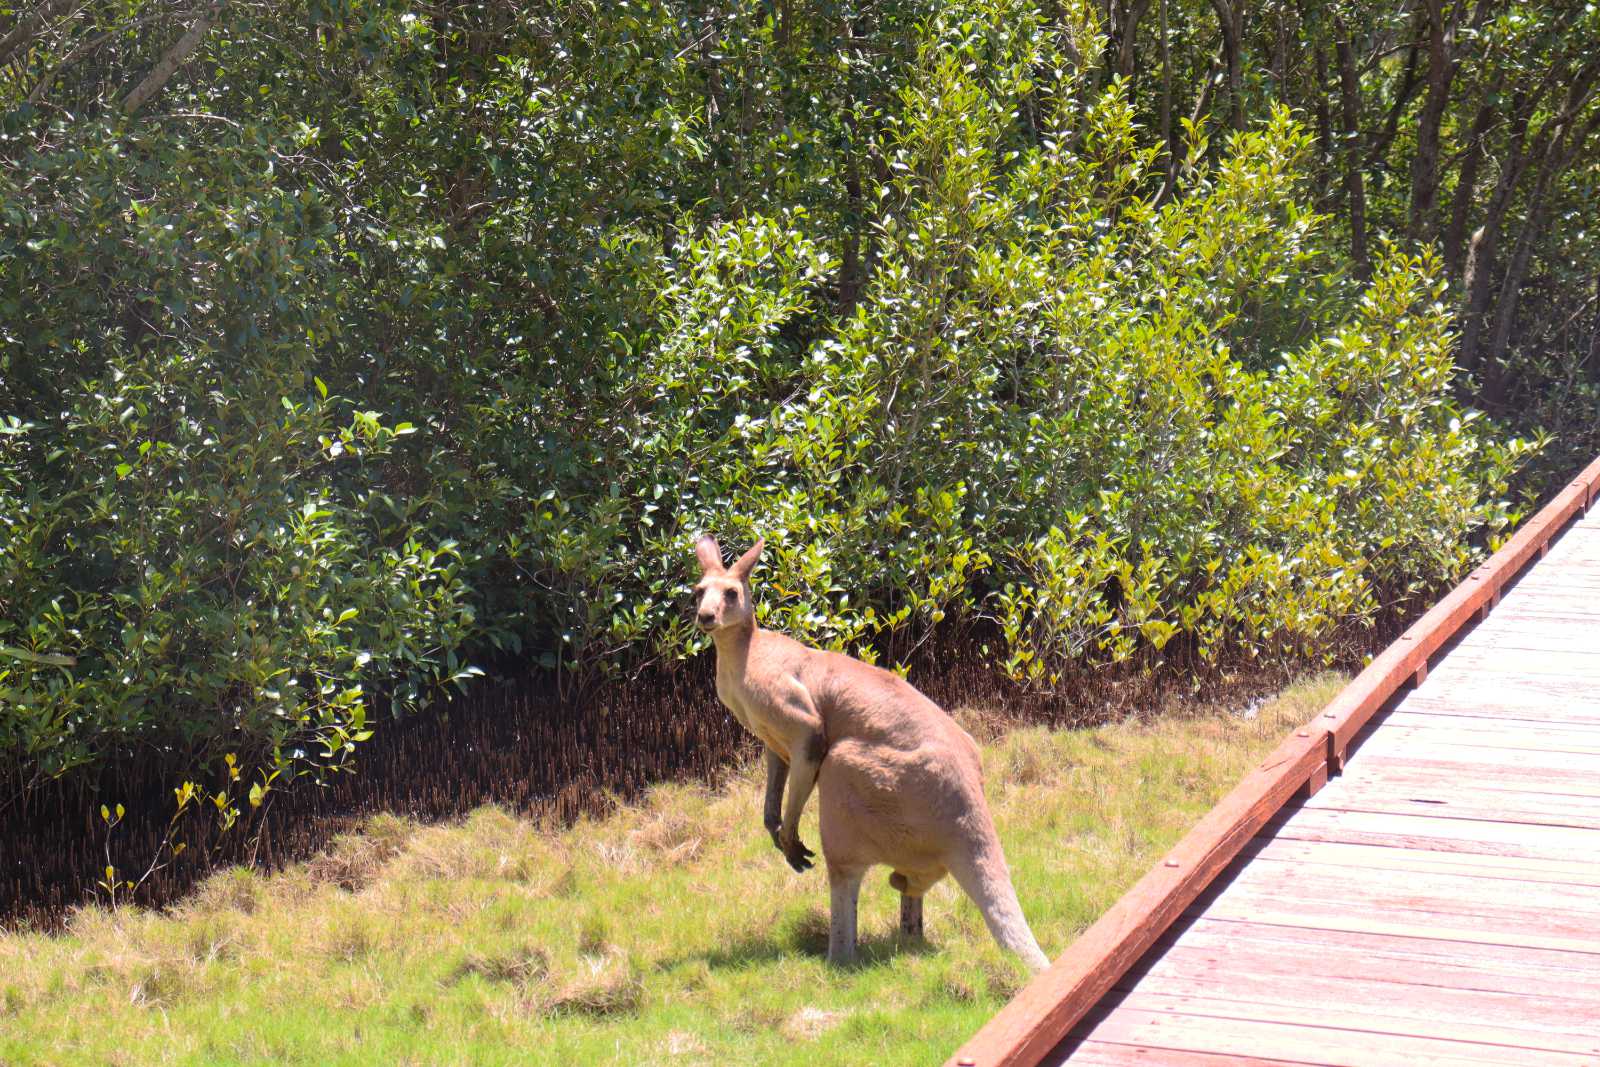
[693,534,1049,970]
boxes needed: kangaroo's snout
[696,608,716,629]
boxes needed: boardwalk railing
[947,453,1600,1067]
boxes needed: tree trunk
[1482,110,1600,400]
[1159,0,1173,190]
[123,5,220,114]
[1461,63,1600,372]
[1313,47,1333,207]
[1366,31,1421,173]
[1443,100,1494,280]
[1408,0,1455,238]
[1587,273,1600,373]
[1113,0,1151,80]
[1334,26,1368,279]
[1208,0,1244,130]
[1479,175,1553,406]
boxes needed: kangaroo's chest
[716,672,791,759]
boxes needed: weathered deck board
[1066,1003,1597,1065]
[1038,488,1600,1065]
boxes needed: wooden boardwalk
[950,456,1600,1067]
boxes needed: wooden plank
[1188,881,1600,954]
[1057,1041,1316,1066]
[1425,646,1600,681]
[1263,806,1600,863]
[1455,627,1600,657]
[1395,684,1600,723]
[1350,732,1600,769]
[1090,989,1600,1058]
[945,730,1325,1067]
[1145,917,1600,993]
[1063,1005,1595,1066]
[1304,775,1600,830]
[1345,750,1600,792]
[1471,607,1600,625]
[1373,712,1600,752]
[1213,849,1600,913]
[1455,627,1600,656]
[1243,835,1600,887]
[1325,762,1600,807]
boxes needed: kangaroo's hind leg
[889,868,945,940]
[827,864,866,966]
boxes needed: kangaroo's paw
[780,832,815,872]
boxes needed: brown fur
[693,535,1049,969]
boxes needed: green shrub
[0,0,1533,802]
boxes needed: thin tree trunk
[839,14,867,314]
[1313,46,1334,207]
[1457,107,1530,374]
[1365,32,1421,172]
[1208,0,1244,130]
[123,4,219,114]
[1587,273,1600,372]
[1334,26,1368,279]
[1443,99,1494,279]
[1461,63,1600,371]
[1273,2,1288,90]
[1480,176,1553,405]
[1482,111,1600,398]
[1157,50,1219,206]
[1114,0,1151,80]
[1408,0,1456,237]
[1159,0,1173,189]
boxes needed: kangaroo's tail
[949,842,1049,971]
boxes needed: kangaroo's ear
[730,537,765,580]
[695,534,724,573]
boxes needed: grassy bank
[0,675,1344,1066]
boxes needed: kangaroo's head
[693,534,763,633]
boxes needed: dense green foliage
[3,0,1584,800]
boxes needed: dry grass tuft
[454,943,550,986]
[951,703,1015,744]
[187,866,266,916]
[662,1028,709,1057]
[305,813,414,892]
[780,1005,844,1041]
[541,949,644,1017]
[320,911,381,962]
[631,806,706,865]
[994,729,1075,787]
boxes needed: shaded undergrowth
[1,636,1352,927]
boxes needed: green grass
[0,674,1345,1066]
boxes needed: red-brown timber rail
[947,452,1600,1067]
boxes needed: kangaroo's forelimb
[763,742,813,872]
[768,680,824,872]
[779,727,822,871]
[762,745,786,850]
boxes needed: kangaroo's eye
[723,588,738,602]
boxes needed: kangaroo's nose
[697,610,715,627]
